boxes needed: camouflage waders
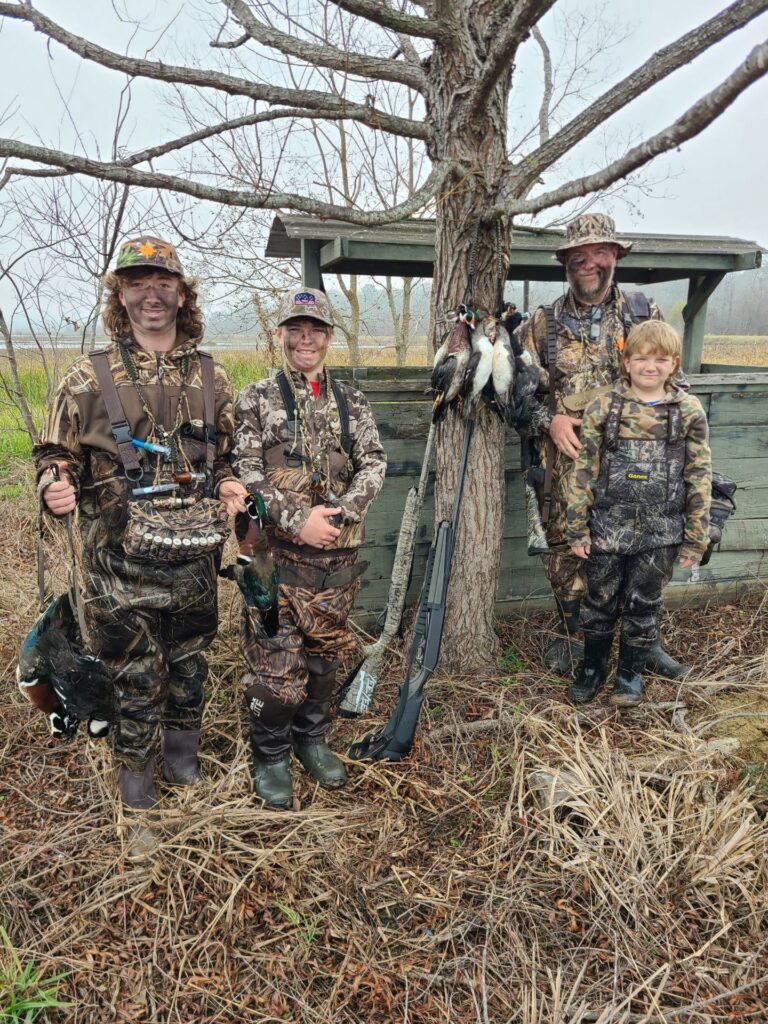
[82,544,218,771]
[242,547,361,762]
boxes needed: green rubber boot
[293,739,347,789]
[252,757,293,809]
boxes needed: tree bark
[427,27,511,672]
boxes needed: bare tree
[1,0,767,669]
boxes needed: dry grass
[1,468,768,1022]
[702,335,768,367]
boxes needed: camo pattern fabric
[581,545,678,645]
[33,334,237,554]
[232,371,386,547]
[80,537,218,770]
[566,382,711,562]
[241,547,359,709]
[517,287,662,602]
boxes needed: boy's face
[623,346,679,394]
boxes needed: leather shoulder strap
[89,349,142,476]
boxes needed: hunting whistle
[131,438,171,457]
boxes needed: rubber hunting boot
[544,597,584,676]
[610,641,648,709]
[162,728,202,786]
[569,633,613,705]
[246,679,295,809]
[292,655,347,789]
[645,635,690,680]
[117,758,159,862]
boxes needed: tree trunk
[427,36,512,673]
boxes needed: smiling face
[623,345,680,399]
[118,269,185,337]
[277,317,333,379]
[564,242,619,306]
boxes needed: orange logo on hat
[139,242,156,258]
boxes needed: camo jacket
[232,370,386,550]
[566,380,711,562]
[518,286,663,434]
[33,333,237,544]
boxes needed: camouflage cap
[114,235,185,276]
[554,213,632,263]
[276,286,335,328]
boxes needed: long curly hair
[101,270,204,341]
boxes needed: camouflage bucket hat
[554,213,632,263]
[114,235,185,276]
[276,286,334,328]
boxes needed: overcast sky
[1,0,767,274]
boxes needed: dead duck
[460,317,495,413]
[431,315,472,423]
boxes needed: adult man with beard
[518,213,689,680]
[34,235,247,859]
[231,286,386,809]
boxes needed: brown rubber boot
[162,729,202,786]
[117,759,159,862]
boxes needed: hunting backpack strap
[198,351,217,477]
[275,370,298,433]
[89,349,142,478]
[329,376,352,456]
[541,304,559,525]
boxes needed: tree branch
[327,0,450,42]
[222,0,426,92]
[119,108,392,166]
[0,2,428,140]
[0,138,449,225]
[514,0,768,191]
[468,0,557,118]
[503,39,768,217]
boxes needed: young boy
[565,321,711,707]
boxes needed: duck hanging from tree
[430,308,473,423]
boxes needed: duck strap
[541,304,558,525]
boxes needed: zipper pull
[157,355,164,380]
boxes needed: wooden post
[682,271,725,375]
[300,239,323,289]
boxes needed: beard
[567,265,613,305]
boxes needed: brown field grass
[703,335,768,366]
[1,466,767,1022]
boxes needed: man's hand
[219,479,249,516]
[549,414,582,459]
[570,543,591,560]
[297,506,341,548]
[679,554,697,570]
[42,466,77,516]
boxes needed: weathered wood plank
[707,392,768,426]
[716,519,768,551]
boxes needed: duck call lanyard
[281,363,345,497]
[118,340,191,473]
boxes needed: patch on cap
[293,292,317,307]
